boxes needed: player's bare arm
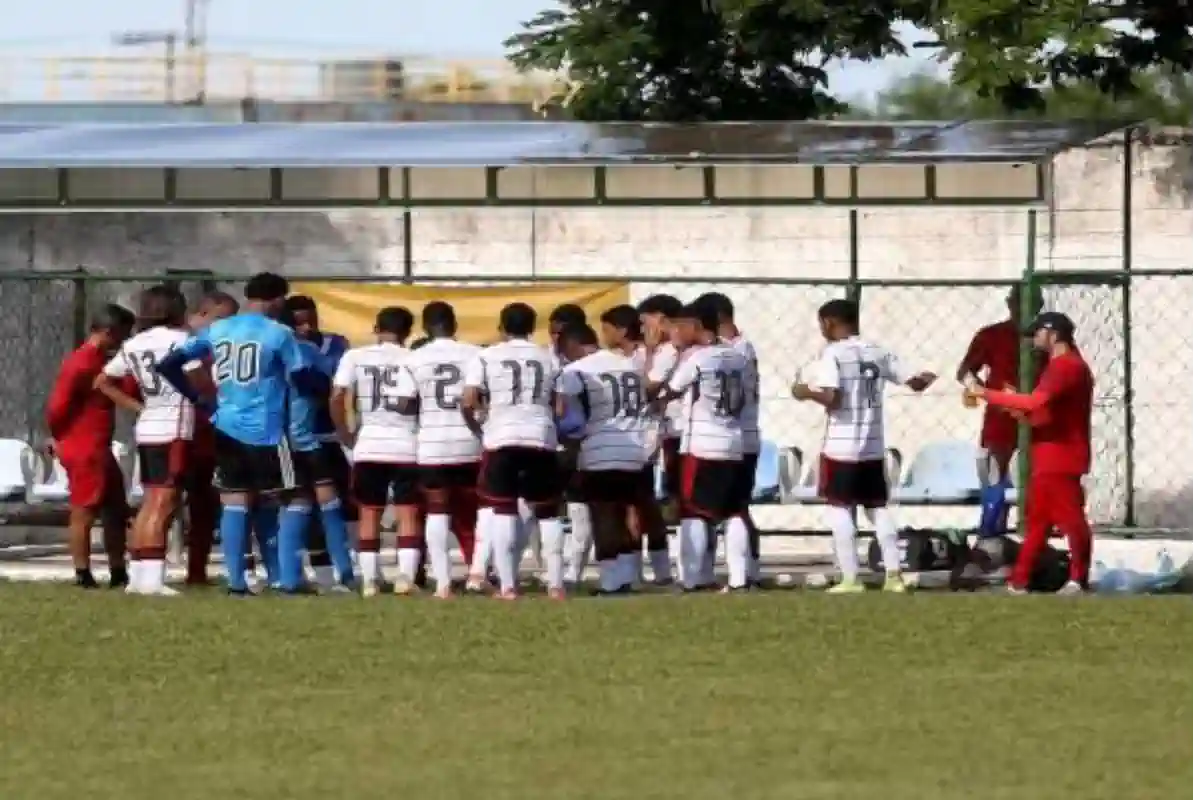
[791,381,841,410]
[92,373,144,414]
[329,385,355,448]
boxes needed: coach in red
[966,311,1094,594]
[45,304,135,589]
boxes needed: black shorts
[680,454,743,521]
[318,441,356,519]
[735,451,760,508]
[579,469,646,505]
[294,447,335,488]
[420,462,480,491]
[138,441,188,489]
[660,437,682,498]
[559,449,585,504]
[353,462,422,508]
[479,447,560,510]
[212,431,297,494]
[638,464,657,500]
[819,456,888,509]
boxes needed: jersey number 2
[213,341,260,385]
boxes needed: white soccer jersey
[464,338,558,451]
[646,342,686,438]
[812,336,910,461]
[558,350,650,471]
[668,344,748,461]
[103,326,195,445]
[404,338,484,466]
[724,334,762,454]
[333,343,419,464]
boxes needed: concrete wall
[0,139,1191,529]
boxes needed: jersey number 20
[213,341,260,385]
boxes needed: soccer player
[957,286,1045,537]
[557,322,652,594]
[546,303,588,575]
[94,286,193,595]
[791,299,936,594]
[401,301,484,598]
[463,302,564,599]
[639,294,686,521]
[694,292,763,585]
[965,311,1095,595]
[655,302,751,591]
[331,307,421,597]
[283,295,355,587]
[155,272,325,595]
[46,303,135,589]
[599,304,672,585]
[280,308,355,593]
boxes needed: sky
[1,0,944,103]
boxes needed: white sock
[724,516,750,589]
[312,565,335,589]
[469,507,493,578]
[358,550,379,584]
[827,505,860,582]
[618,551,640,586]
[648,548,672,583]
[490,513,518,592]
[128,559,144,591]
[397,547,421,584]
[518,500,539,568]
[599,559,622,592]
[511,513,535,579]
[425,513,453,590]
[865,506,902,575]
[538,518,565,590]
[565,502,592,583]
[138,558,161,591]
[678,518,708,589]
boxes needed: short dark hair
[677,301,719,333]
[693,292,734,320]
[284,295,317,315]
[637,294,683,318]
[137,285,187,329]
[500,302,537,337]
[91,303,135,333]
[600,304,642,341]
[244,272,290,302]
[559,321,599,348]
[549,303,586,328]
[376,306,414,339]
[200,290,239,315]
[818,298,860,328]
[422,301,457,337]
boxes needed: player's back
[819,336,903,461]
[287,339,336,452]
[117,326,194,443]
[471,338,558,451]
[677,344,747,460]
[336,342,417,464]
[563,350,649,470]
[407,338,482,465]
[204,313,296,445]
[724,334,761,453]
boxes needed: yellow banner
[291,282,630,346]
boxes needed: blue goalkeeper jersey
[288,339,336,453]
[156,311,312,447]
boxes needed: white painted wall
[0,140,1190,529]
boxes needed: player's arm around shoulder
[94,346,144,414]
[656,348,698,409]
[791,345,841,409]
[329,347,359,447]
[460,349,489,430]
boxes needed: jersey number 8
[213,341,260,385]
[599,372,643,417]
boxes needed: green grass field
[0,585,1189,800]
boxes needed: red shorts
[61,449,126,509]
[980,408,1019,454]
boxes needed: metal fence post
[1016,209,1038,537]
[1119,128,1136,527]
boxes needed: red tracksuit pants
[1012,471,1093,589]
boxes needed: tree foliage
[506,0,1194,121]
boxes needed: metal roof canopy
[0,119,1125,209]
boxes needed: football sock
[490,513,518,593]
[396,537,422,586]
[250,504,280,585]
[357,541,379,587]
[827,505,860,582]
[865,507,901,574]
[469,507,493,579]
[724,515,751,589]
[512,513,536,580]
[425,513,453,591]
[648,547,672,583]
[598,559,622,592]
[538,517,566,591]
[618,551,640,587]
[277,501,311,591]
[565,502,592,583]
[219,505,250,592]
[318,498,355,583]
[678,518,708,590]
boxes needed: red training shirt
[983,348,1093,476]
[45,341,115,459]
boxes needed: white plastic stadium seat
[891,440,981,505]
[778,446,804,500]
[790,455,821,504]
[0,438,35,502]
[30,456,70,503]
[751,440,781,503]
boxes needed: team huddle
[50,270,941,599]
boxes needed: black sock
[109,566,129,588]
[75,568,98,588]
